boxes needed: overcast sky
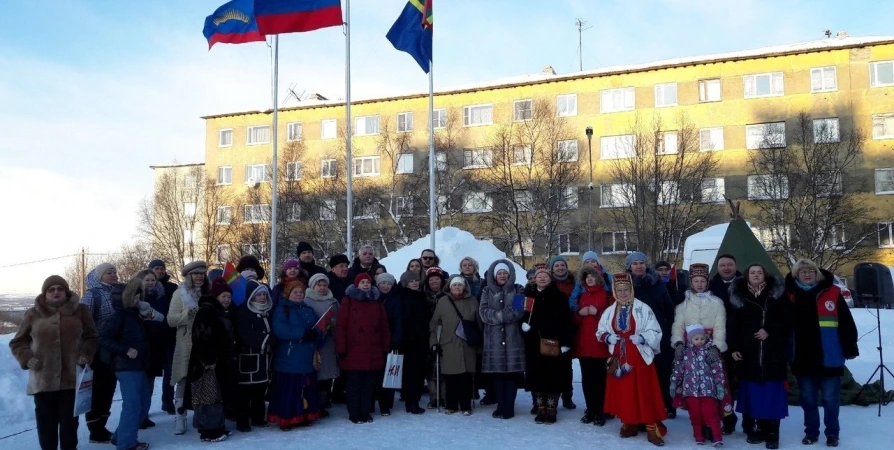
[0,0,890,295]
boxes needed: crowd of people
[9,240,860,450]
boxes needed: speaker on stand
[854,263,894,416]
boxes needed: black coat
[299,260,327,278]
[100,285,150,373]
[630,268,675,355]
[381,287,403,350]
[347,257,380,283]
[235,303,273,384]
[522,283,574,393]
[728,276,792,382]
[327,271,350,304]
[144,281,176,376]
[188,296,238,409]
[399,286,429,355]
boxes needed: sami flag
[386,0,433,73]
[254,0,343,35]
[314,305,335,333]
[203,0,266,49]
[222,262,248,306]
[513,295,535,313]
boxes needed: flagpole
[428,60,436,250]
[344,0,354,260]
[269,34,280,288]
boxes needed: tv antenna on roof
[824,29,832,38]
[575,18,593,72]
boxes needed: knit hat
[236,255,265,280]
[425,266,446,279]
[655,260,672,270]
[92,262,116,280]
[283,259,300,272]
[41,275,69,295]
[689,263,710,281]
[296,241,314,255]
[685,324,707,343]
[329,254,349,269]
[309,273,329,290]
[534,267,551,278]
[148,259,166,270]
[376,273,396,286]
[581,251,599,264]
[400,270,420,285]
[210,277,232,298]
[548,255,568,271]
[449,276,466,287]
[354,273,373,286]
[625,252,648,270]
[181,260,207,277]
[493,262,510,275]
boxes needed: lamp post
[585,126,594,251]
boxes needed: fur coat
[670,290,728,352]
[167,283,202,385]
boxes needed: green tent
[710,217,783,278]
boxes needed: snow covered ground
[1,310,892,449]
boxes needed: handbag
[447,298,482,347]
[606,356,620,374]
[539,336,561,357]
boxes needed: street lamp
[585,126,594,251]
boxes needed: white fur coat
[670,291,727,352]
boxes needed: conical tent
[710,218,783,278]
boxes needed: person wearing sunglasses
[420,249,440,272]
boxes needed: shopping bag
[382,352,404,389]
[73,365,93,417]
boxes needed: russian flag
[255,0,343,35]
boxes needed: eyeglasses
[46,286,66,293]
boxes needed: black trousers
[376,377,395,413]
[579,357,608,417]
[35,389,78,450]
[318,378,334,409]
[86,359,116,434]
[444,373,473,412]
[236,383,268,425]
[562,356,574,401]
[401,353,427,407]
[655,352,674,411]
[344,370,376,419]
[492,373,519,418]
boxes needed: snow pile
[0,334,33,429]
[380,227,525,279]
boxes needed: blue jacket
[271,301,323,374]
[381,287,403,349]
[99,285,150,373]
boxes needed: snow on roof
[379,227,525,280]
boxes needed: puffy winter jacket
[335,286,391,371]
[100,285,150,373]
[573,266,612,359]
[271,300,322,375]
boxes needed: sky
[0,0,892,295]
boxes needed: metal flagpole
[344,0,354,259]
[269,34,280,288]
[428,61,436,250]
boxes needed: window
[870,61,894,88]
[875,168,894,194]
[813,118,840,143]
[654,83,678,107]
[600,134,635,159]
[218,129,233,147]
[602,231,636,254]
[656,181,678,205]
[285,203,301,222]
[701,178,726,203]
[397,112,413,132]
[513,238,534,257]
[437,195,450,213]
[513,99,533,121]
[247,125,271,145]
[463,149,492,168]
[601,183,633,207]
[818,226,846,250]
[810,67,837,92]
[872,114,894,139]
[744,72,784,98]
[557,94,577,116]
[748,175,789,200]
[657,132,678,155]
[512,145,532,166]
[214,245,230,264]
[434,152,447,171]
[514,190,532,211]
[217,166,232,185]
[216,206,232,225]
[184,175,199,190]
[241,244,266,261]
[558,233,579,254]
[699,79,721,102]
[244,204,271,224]
[815,172,842,197]
[557,140,579,162]
[746,122,786,149]
[463,192,492,213]
[286,162,303,181]
[355,199,378,219]
[183,202,196,217]
[600,87,635,113]
[354,116,380,136]
[320,159,337,178]
[431,108,446,129]
[321,119,337,139]
[184,229,194,245]
[353,156,381,177]
[396,154,414,174]
[751,226,790,250]
[662,231,684,253]
[244,164,270,183]
[395,196,413,217]
[559,187,578,210]
[320,200,336,221]
[699,127,725,151]
[463,104,493,126]
[879,222,894,248]
[287,122,303,141]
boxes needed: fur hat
[181,260,207,277]
[400,270,420,285]
[148,259,166,270]
[296,241,314,256]
[581,251,599,264]
[308,273,329,290]
[686,324,707,343]
[689,263,710,281]
[625,252,648,270]
[236,255,265,280]
[525,267,537,279]
[548,255,568,271]
[283,280,305,299]
[354,273,373,286]
[493,262,510,275]
[655,260,671,270]
[578,265,605,286]
[283,259,300,272]
[328,254,349,269]
[41,275,69,295]
[92,262,116,281]
[376,273,397,286]
[210,277,232,298]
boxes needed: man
[148,260,178,415]
[327,254,351,302]
[296,241,326,277]
[655,261,685,306]
[709,254,746,436]
[347,244,380,282]
[420,249,440,272]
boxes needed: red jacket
[335,285,391,371]
[553,274,576,298]
[573,283,612,359]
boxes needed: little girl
[670,324,727,446]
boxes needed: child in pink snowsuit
[670,323,727,446]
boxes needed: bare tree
[140,166,206,267]
[62,240,154,293]
[602,113,722,263]
[373,116,428,249]
[747,112,878,271]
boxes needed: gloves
[431,345,443,356]
[77,355,89,366]
[578,308,590,316]
[521,322,531,333]
[138,301,151,314]
[560,346,570,354]
[302,328,320,342]
[27,357,42,370]
[630,335,645,345]
[674,342,685,361]
[588,305,598,315]
[707,345,722,364]
[716,386,726,401]
[606,334,620,345]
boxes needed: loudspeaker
[854,263,894,304]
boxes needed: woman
[336,274,391,424]
[569,251,613,312]
[423,267,448,408]
[459,257,483,300]
[130,270,166,429]
[167,260,208,435]
[235,280,274,432]
[573,264,612,426]
[785,259,858,448]
[729,264,791,449]
[406,259,425,285]
[399,270,429,414]
[10,276,98,450]
[597,273,667,446]
[304,273,339,418]
[521,267,574,424]
[268,280,325,430]
[376,272,403,415]
[479,260,525,419]
[430,276,482,416]
[271,259,304,307]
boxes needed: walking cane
[436,324,442,413]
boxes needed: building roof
[201,34,894,120]
[149,162,205,170]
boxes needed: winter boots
[174,398,187,435]
[620,423,640,438]
[646,424,666,447]
[534,395,547,424]
[757,420,780,449]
